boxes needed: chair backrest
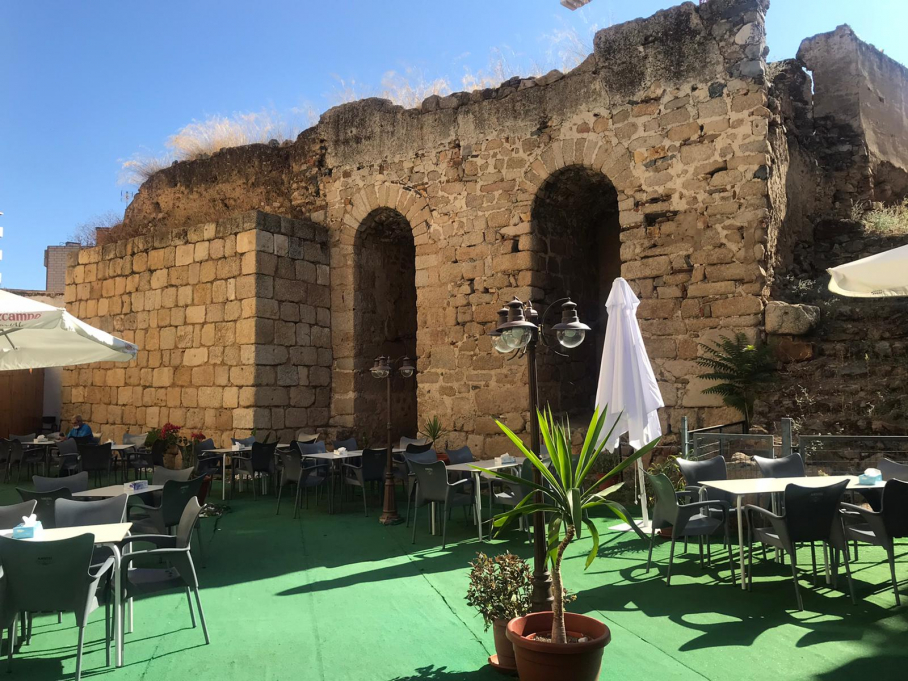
[8,439,23,464]
[33,471,89,493]
[161,476,206,528]
[231,436,257,447]
[879,458,908,482]
[411,460,451,502]
[399,436,428,450]
[16,487,73,528]
[123,433,148,447]
[251,441,278,471]
[0,439,9,462]
[446,446,473,465]
[55,494,128,527]
[298,441,327,455]
[10,433,35,442]
[176,497,203,549]
[645,472,680,527]
[881,479,908,538]
[333,438,358,451]
[79,443,112,472]
[152,466,195,485]
[194,438,216,456]
[783,480,849,542]
[42,416,57,433]
[406,450,438,468]
[281,452,303,483]
[151,439,168,466]
[406,442,433,454]
[57,437,80,456]
[678,456,727,486]
[0,500,37,529]
[754,453,805,479]
[0,533,95,613]
[359,449,386,481]
[295,432,319,444]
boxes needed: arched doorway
[353,207,418,443]
[531,164,622,417]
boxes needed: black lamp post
[370,355,416,525]
[491,296,590,612]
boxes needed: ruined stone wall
[81,0,778,456]
[798,25,908,212]
[62,211,331,446]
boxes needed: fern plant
[695,333,775,431]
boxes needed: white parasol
[827,243,908,298]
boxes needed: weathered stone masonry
[64,0,908,451]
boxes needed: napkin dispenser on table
[13,514,44,539]
[126,480,149,491]
[859,468,882,485]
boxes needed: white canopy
[0,290,137,370]
[595,277,664,528]
[827,244,908,298]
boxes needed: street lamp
[371,355,416,525]
[491,296,590,612]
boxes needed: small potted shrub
[466,552,532,672]
[481,407,656,681]
[419,416,448,447]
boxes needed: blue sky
[1,0,906,290]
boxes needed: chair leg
[706,535,712,567]
[886,543,900,606]
[186,588,197,627]
[294,486,302,519]
[666,538,677,586]
[810,542,818,586]
[362,485,368,517]
[193,588,210,644]
[441,500,449,549]
[698,536,704,568]
[725,525,737,586]
[75,625,85,681]
[104,595,111,668]
[646,527,657,572]
[276,481,284,515]
[789,549,804,611]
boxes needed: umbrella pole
[636,458,650,528]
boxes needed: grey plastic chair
[333,437,358,451]
[233,442,278,497]
[17,487,72,528]
[404,450,440,526]
[127,476,205,534]
[0,500,37,529]
[841,478,908,605]
[152,466,195,485]
[745,479,853,611]
[9,433,35,443]
[8,440,43,481]
[231,436,257,447]
[33,471,90,493]
[645,471,736,586]
[56,495,128,527]
[754,453,805,478]
[410,460,473,549]
[485,458,534,541]
[858,458,908,512]
[343,448,385,516]
[399,436,428,450]
[118,498,210,650]
[277,450,329,516]
[55,437,81,476]
[295,432,319,444]
[299,441,327,456]
[0,533,115,680]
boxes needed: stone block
[764,301,820,336]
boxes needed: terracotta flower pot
[506,611,610,681]
[163,444,183,470]
[489,618,517,673]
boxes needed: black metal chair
[841,478,908,605]
[745,480,853,611]
[410,460,473,549]
[343,448,385,516]
[645,471,736,586]
[79,442,113,487]
[16,487,72,528]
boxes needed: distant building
[44,242,80,294]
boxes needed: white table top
[0,522,132,544]
[700,475,884,496]
[20,439,60,446]
[303,450,367,460]
[73,484,163,498]
[447,457,526,473]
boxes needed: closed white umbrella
[0,290,137,370]
[828,244,908,297]
[595,277,664,529]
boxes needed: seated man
[61,414,93,440]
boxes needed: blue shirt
[67,423,93,439]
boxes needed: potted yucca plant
[479,406,656,681]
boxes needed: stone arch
[343,183,431,242]
[529,157,623,419]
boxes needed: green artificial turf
[1,478,906,680]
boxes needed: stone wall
[61,211,331,446]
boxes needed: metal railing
[680,417,746,458]
[797,434,908,475]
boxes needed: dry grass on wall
[851,199,908,233]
